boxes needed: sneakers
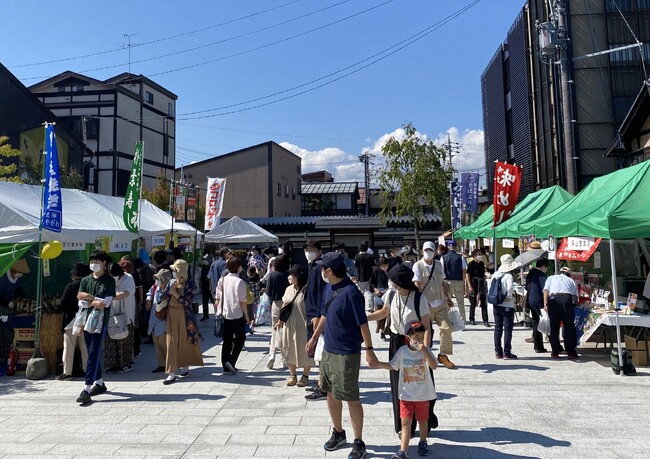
[470,320,476,326]
[418,439,429,456]
[392,449,409,459]
[305,383,318,392]
[56,374,73,381]
[286,375,298,386]
[495,353,504,359]
[306,388,327,400]
[224,362,237,375]
[348,439,368,459]
[503,353,518,360]
[437,354,456,369]
[89,383,107,396]
[525,337,534,343]
[116,364,132,373]
[267,357,275,369]
[76,390,91,404]
[323,428,347,451]
[163,375,178,385]
[134,350,142,358]
[297,375,309,387]
[483,321,491,327]
[535,348,548,353]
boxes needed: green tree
[377,123,453,250]
[0,136,22,182]
[143,169,171,212]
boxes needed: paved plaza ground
[1,303,650,459]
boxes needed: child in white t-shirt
[376,321,438,459]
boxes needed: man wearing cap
[413,242,456,369]
[0,258,30,309]
[543,266,579,359]
[306,252,377,459]
[441,240,468,323]
[303,239,327,400]
[56,262,90,381]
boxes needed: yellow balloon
[41,241,63,260]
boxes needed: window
[285,185,289,198]
[168,102,173,116]
[292,187,296,200]
[75,85,84,92]
[58,86,66,93]
[276,183,281,196]
[145,91,154,104]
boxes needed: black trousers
[469,277,488,323]
[548,294,577,355]
[200,276,213,318]
[529,304,545,351]
[221,316,247,368]
[388,333,437,434]
[493,305,514,355]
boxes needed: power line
[9,0,304,68]
[22,0,389,81]
[176,0,482,120]
[176,123,368,143]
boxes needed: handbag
[26,348,48,380]
[448,306,465,332]
[214,278,225,337]
[108,299,129,340]
[155,289,170,321]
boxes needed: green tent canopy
[477,185,573,239]
[454,205,493,240]
[518,160,650,239]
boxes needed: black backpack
[487,275,507,305]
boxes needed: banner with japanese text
[461,172,479,224]
[205,177,227,232]
[450,180,462,230]
[556,237,602,261]
[41,124,62,232]
[123,142,143,233]
[493,161,522,226]
[186,187,197,224]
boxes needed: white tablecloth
[579,312,650,346]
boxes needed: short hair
[274,254,291,273]
[109,262,124,277]
[472,249,482,256]
[226,256,242,272]
[407,322,426,336]
[219,247,231,259]
[90,250,110,263]
[333,242,346,251]
[379,256,389,266]
[359,241,369,252]
[120,255,133,262]
[536,258,549,267]
[152,250,167,265]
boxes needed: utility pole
[358,151,372,216]
[537,1,576,194]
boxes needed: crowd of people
[54,238,578,459]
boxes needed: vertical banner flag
[123,142,144,233]
[493,161,522,226]
[450,180,462,230]
[175,186,186,223]
[41,124,62,232]
[186,187,197,224]
[460,172,479,225]
[205,177,227,232]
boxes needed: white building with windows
[30,71,177,196]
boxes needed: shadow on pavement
[433,427,571,448]
[93,391,224,403]
[369,442,542,458]
[461,363,550,373]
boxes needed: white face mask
[321,270,331,284]
[305,251,318,262]
[90,263,101,273]
[423,251,434,261]
[475,255,485,262]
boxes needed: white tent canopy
[0,181,199,243]
[204,216,278,244]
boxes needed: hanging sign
[123,142,143,233]
[567,237,596,251]
[151,236,166,247]
[110,241,131,253]
[502,238,515,249]
[450,180,462,229]
[493,161,522,226]
[61,242,85,251]
[95,236,111,252]
[483,238,491,247]
[556,237,602,261]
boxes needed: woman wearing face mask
[275,264,314,387]
[160,259,203,384]
[466,249,489,326]
[367,264,435,436]
[214,256,250,374]
[145,269,172,374]
[105,263,136,373]
[247,245,265,277]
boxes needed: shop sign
[502,239,515,249]
[567,237,596,251]
[62,241,85,251]
[556,237,602,261]
[151,236,166,247]
[110,241,131,253]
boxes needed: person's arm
[360,322,378,368]
[306,315,326,355]
[366,303,389,321]
[421,311,432,347]
[376,361,394,371]
[543,289,550,312]
[238,280,250,322]
[465,264,473,294]
[417,343,438,370]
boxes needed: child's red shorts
[399,400,429,421]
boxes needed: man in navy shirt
[525,257,548,353]
[306,252,378,459]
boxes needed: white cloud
[281,126,485,186]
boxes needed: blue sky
[2,0,524,184]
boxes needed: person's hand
[305,338,316,356]
[274,320,284,330]
[366,349,378,368]
[415,342,427,352]
[544,305,548,313]
[77,292,91,301]
[468,287,474,294]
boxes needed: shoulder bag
[108,299,129,340]
[214,278,225,338]
[279,286,304,323]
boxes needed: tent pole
[609,239,624,376]
[493,229,497,272]
[553,235,558,275]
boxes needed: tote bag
[108,299,129,340]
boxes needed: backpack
[487,275,507,305]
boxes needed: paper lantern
[41,241,63,260]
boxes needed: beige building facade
[178,141,301,219]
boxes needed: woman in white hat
[491,254,520,359]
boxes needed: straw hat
[498,254,520,273]
[529,241,543,250]
[11,259,30,274]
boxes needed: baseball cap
[422,241,435,252]
[404,320,426,335]
[447,240,457,247]
[320,252,345,271]
[560,266,572,274]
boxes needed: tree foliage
[142,169,171,212]
[377,123,453,250]
[0,136,22,182]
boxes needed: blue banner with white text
[41,124,62,232]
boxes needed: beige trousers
[152,333,167,368]
[446,279,467,322]
[430,305,453,355]
[63,328,87,375]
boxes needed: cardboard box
[13,328,35,341]
[624,335,649,366]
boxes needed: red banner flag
[493,161,522,226]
